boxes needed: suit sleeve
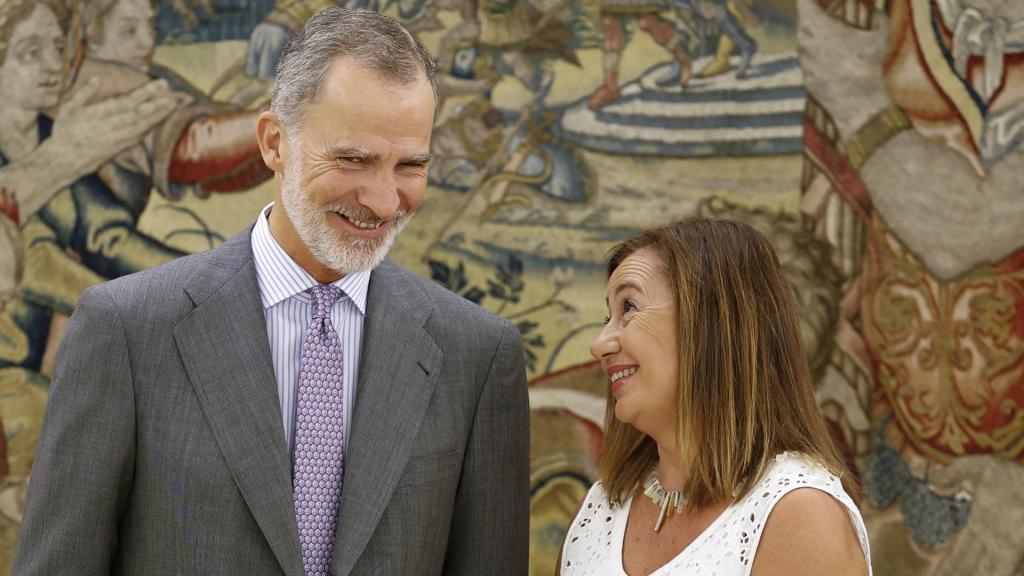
[12,284,136,574]
[444,319,530,575]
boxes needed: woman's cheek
[630,312,660,336]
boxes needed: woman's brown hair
[597,218,859,508]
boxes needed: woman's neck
[655,441,688,492]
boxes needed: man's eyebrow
[399,153,433,165]
[327,146,379,162]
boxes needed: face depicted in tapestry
[0,3,64,113]
[84,0,157,71]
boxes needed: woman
[560,218,871,575]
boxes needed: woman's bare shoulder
[750,487,868,576]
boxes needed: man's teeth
[339,213,384,229]
[611,367,637,382]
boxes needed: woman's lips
[606,364,637,396]
[611,375,633,395]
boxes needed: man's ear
[256,111,287,173]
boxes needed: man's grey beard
[279,142,412,275]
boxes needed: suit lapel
[172,230,304,576]
[331,260,443,576]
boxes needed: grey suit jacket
[13,227,530,575]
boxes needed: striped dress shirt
[250,202,370,458]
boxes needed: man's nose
[357,170,400,219]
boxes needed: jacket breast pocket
[398,448,463,491]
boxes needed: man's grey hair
[270,7,437,131]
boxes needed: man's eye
[623,300,636,313]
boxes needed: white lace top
[560,452,872,576]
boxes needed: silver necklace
[643,468,686,532]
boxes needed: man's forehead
[298,115,432,160]
[310,68,433,125]
[323,56,431,94]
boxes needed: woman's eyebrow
[614,281,643,298]
[605,280,643,306]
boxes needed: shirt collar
[250,202,370,315]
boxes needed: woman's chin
[612,398,637,427]
[614,401,671,441]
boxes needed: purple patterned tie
[293,284,346,575]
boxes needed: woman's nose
[590,323,619,360]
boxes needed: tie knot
[309,284,343,320]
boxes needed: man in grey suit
[13,7,529,575]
